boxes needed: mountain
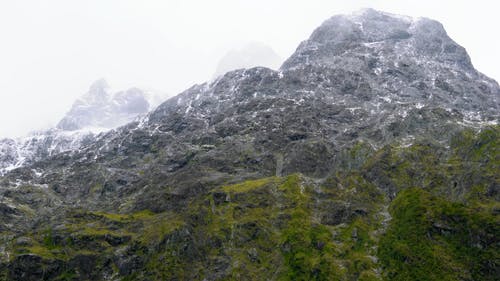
[0,80,160,175]
[0,9,498,281]
[213,42,282,78]
[57,79,159,131]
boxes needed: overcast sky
[0,0,498,138]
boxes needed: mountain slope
[0,9,498,281]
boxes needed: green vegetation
[221,176,278,193]
[278,175,341,280]
[379,188,499,281]
[2,126,498,280]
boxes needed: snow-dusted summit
[0,80,163,174]
[281,8,499,119]
[283,8,472,71]
[57,79,159,131]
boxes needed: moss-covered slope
[0,126,498,280]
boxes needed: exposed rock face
[283,9,473,70]
[0,9,498,281]
[282,8,498,119]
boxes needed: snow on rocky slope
[0,79,162,174]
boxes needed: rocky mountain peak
[281,9,473,72]
[89,78,109,92]
[86,78,110,105]
[57,80,156,131]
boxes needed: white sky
[0,0,498,137]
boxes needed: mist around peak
[213,42,283,78]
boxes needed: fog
[0,0,498,137]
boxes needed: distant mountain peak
[88,78,109,93]
[56,80,160,131]
[85,78,110,104]
[213,42,282,78]
[0,80,166,174]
